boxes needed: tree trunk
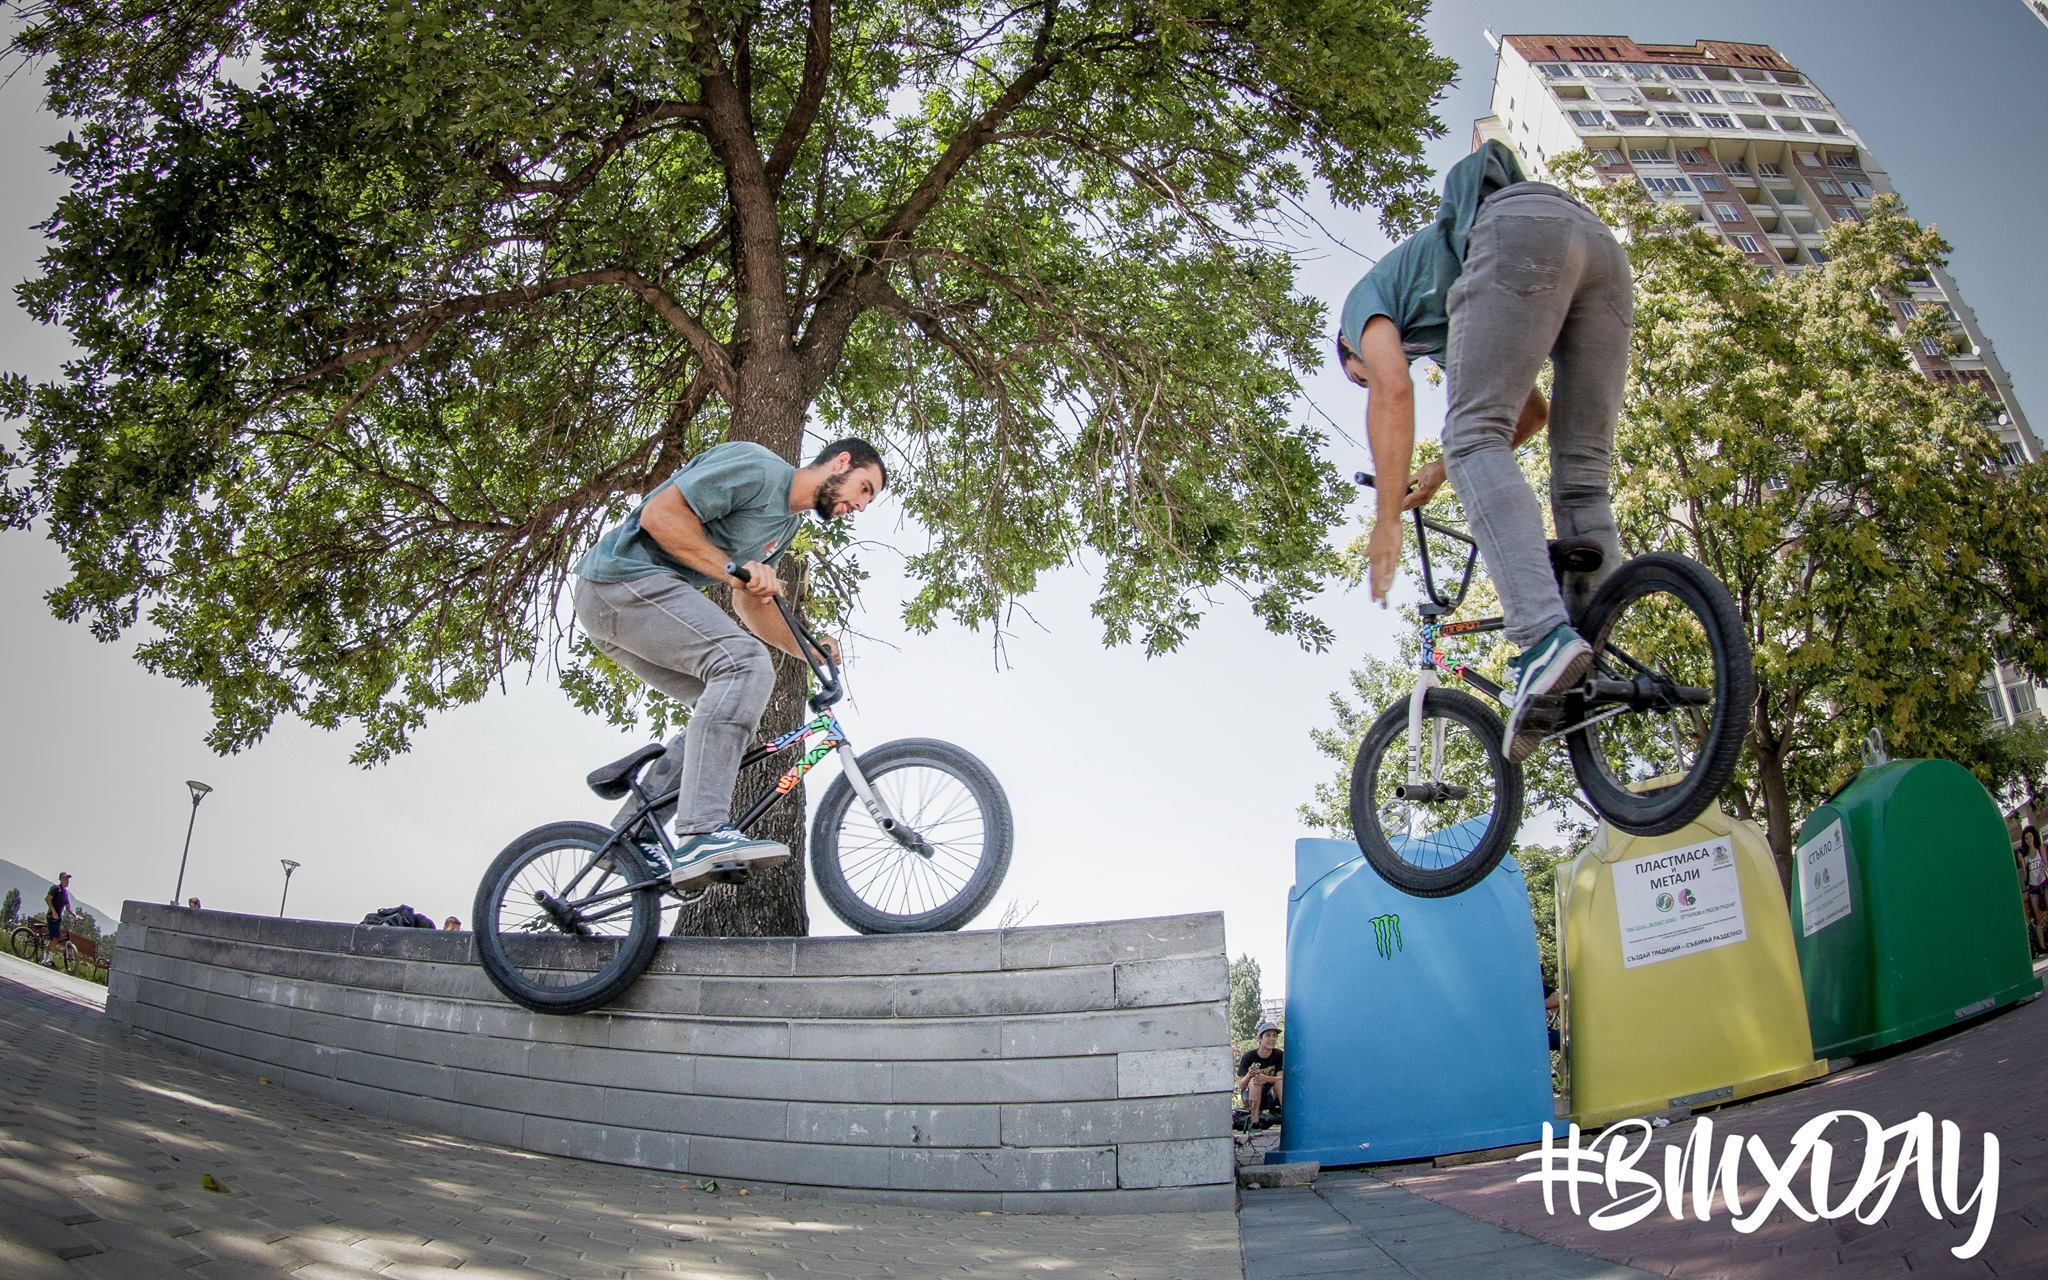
[1755,730,1795,900]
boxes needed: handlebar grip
[725,561,749,583]
[1354,471,1374,489]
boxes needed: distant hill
[0,858,118,934]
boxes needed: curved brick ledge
[106,901,1234,1213]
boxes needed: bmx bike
[473,567,1013,1014]
[1348,472,1753,898]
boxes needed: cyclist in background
[42,872,72,968]
[1338,138,1634,763]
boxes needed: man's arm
[732,589,810,661]
[638,485,777,599]
[1511,387,1549,448]
[1360,316,1416,605]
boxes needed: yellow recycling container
[1559,798,1827,1128]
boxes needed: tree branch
[764,0,832,193]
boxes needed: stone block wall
[106,902,1233,1212]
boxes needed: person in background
[1236,1022,1284,1127]
[42,872,72,967]
[2018,826,2046,956]
[187,897,201,910]
[442,916,462,932]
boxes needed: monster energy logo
[1370,913,1403,959]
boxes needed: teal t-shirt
[1338,140,1526,364]
[573,442,801,588]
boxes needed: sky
[2,1,2044,996]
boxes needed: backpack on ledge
[360,904,435,929]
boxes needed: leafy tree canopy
[1,0,1453,761]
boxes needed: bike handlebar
[726,562,844,710]
[1352,472,1480,612]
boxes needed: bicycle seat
[1548,537,1606,579]
[586,743,668,800]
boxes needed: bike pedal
[708,861,754,885]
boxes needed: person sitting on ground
[1237,1022,1284,1127]
[42,872,72,967]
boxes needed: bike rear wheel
[1349,687,1522,897]
[811,738,1013,934]
[9,925,39,961]
[473,821,661,1015]
[1565,552,1753,835]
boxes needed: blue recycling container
[1271,825,1554,1167]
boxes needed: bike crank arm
[1579,675,1712,712]
[837,747,935,857]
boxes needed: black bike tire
[473,821,661,1015]
[1565,552,1754,836]
[811,738,1014,934]
[9,926,38,960]
[1349,687,1522,898]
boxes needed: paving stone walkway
[0,953,1243,1279]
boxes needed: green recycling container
[1790,758,2040,1059]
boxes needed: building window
[1645,176,1694,195]
[1614,111,1651,127]
[1538,62,1575,77]
[1723,159,1752,175]
[1658,112,1696,127]
[1791,94,1825,110]
[1666,64,1704,80]
[1629,147,1672,163]
[1591,148,1627,165]
[1815,178,1842,195]
[1677,148,1708,164]
[1898,300,1920,318]
[1714,203,1744,222]
[1919,335,1947,357]
[1733,234,1762,253]
[2002,442,2028,468]
[1833,204,1859,221]
[1723,90,1756,105]
[1701,113,1735,129]
[1758,162,1785,177]
[1683,89,1716,105]
[1570,110,1606,127]
[1795,150,1822,168]
[1808,248,1830,266]
[1846,180,1875,198]
[1828,152,1860,169]
[1626,62,1663,79]
[1694,175,1726,192]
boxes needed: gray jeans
[1442,182,1633,648]
[572,576,775,835]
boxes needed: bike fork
[836,747,932,856]
[1405,669,1442,791]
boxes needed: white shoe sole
[668,844,792,888]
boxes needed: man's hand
[813,633,841,665]
[1366,517,1402,606]
[735,560,781,600]
[1401,460,1446,511]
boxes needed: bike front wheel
[473,821,661,1015]
[811,738,1014,934]
[1565,552,1753,836]
[1349,687,1523,898]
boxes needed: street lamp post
[278,859,300,917]
[171,780,213,904]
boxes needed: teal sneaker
[1502,623,1593,765]
[668,825,791,889]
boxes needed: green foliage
[1227,951,1263,1045]
[3,0,1454,760]
[1,888,18,925]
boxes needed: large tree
[2,1,1453,933]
